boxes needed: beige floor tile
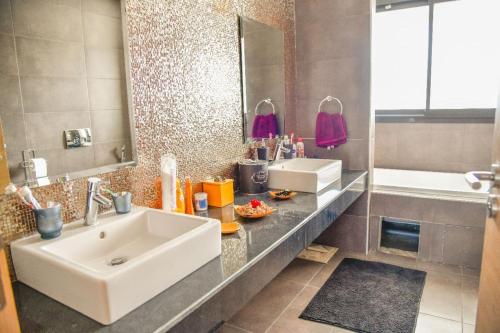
[415,314,462,333]
[463,323,475,333]
[308,257,343,288]
[420,272,462,321]
[367,251,420,269]
[267,286,333,333]
[228,278,304,333]
[462,266,481,278]
[221,323,252,333]
[416,260,462,276]
[462,276,479,325]
[277,258,324,285]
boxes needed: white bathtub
[372,168,489,203]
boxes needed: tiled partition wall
[370,193,486,269]
[294,0,372,253]
[375,123,494,173]
[0,0,131,183]
[0,0,296,277]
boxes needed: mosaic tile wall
[0,0,296,278]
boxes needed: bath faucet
[272,140,291,162]
[465,164,500,190]
[84,177,113,226]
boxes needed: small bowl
[269,190,297,200]
[221,222,240,234]
[234,205,275,219]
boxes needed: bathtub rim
[372,168,489,204]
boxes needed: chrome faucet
[272,139,291,162]
[84,177,113,226]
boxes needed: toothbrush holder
[112,192,132,214]
[33,203,63,240]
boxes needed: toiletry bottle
[175,179,185,213]
[161,154,177,212]
[297,138,305,158]
[185,176,194,215]
[154,177,162,209]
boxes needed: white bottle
[160,154,177,212]
[297,138,305,158]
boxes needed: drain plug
[109,257,127,266]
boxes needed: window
[374,0,500,122]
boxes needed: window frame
[374,0,496,123]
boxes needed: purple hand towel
[315,112,347,148]
[252,113,280,139]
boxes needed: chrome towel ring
[254,98,276,115]
[317,96,343,115]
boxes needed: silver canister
[238,160,268,194]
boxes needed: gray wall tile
[36,149,70,177]
[297,14,370,63]
[84,12,123,49]
[418,222,445,263]
[16,37,85,77]
[443,226,484,268]
[344,191,368,216]
[0,34,18,75]
[432,200,486,227]
[1,112,27,151]
[64,147,96,172]
[316,214,368,253]
[94,140,131,165]
[370,193,485,268]
[6,147,24,183]
[0,0,13,34]
[87,78,126,110]
[20,77,89,113]
[368,215,380,251]
[83,0,121,18]
[0,75,22,114]
[375,123,494,173]
[12,0,83,42]
[25,112,91,150]
[85,48,125,79]
[243,29,284,67]
[91,109,130,143]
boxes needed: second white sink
[268,158,342,193]
[11,207,221,325]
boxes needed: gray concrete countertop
[14,170,367,333]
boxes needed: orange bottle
[175,179,185,213]
[185,176,194,215]
[153,177,162,209]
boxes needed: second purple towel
[315,112,347,148]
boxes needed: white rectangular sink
[11,207,221,325]
[268,158,342,193]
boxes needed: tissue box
[202,179,234,207]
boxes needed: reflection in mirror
[239,16,285,143]
[0,0,135,188]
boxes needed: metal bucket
[238,160,268,194]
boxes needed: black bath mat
[300,258,426,333]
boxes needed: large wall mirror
[0,0,135,189]
[239,16,285,143]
